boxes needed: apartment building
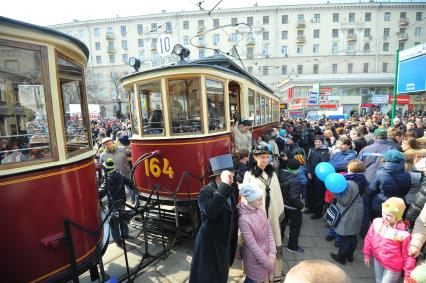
[49,1,426,117]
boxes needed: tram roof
[0,16,90,59]
[121,55,275,95]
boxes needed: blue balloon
[315,162,336,181]
[325,173,348,194]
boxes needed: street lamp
[117,94,122,118]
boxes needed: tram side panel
[0,158,101,283]
[131,134,231,201]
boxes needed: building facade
[49,1,426,118]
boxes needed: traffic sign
[157,34,174,57]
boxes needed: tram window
[206,79,225,132]
[255,92,261,125]
[168,78,201,134]
[128,88,139,136]
[0,44,53,165]
[260,95,265,124]
[57,55,90,156]
[248,89,255,121]
[138,81,164,135]
[269,99,273,122]
[265,98,270,123]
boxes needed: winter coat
[406,176,426,226]
[98,170,137,207]
[334,180,364,236]
[275,136,286,154]
[368,162,411,214]
[100,146,132,179]
[297,166,308,186]
[278,170,304,210]
[329,149,357,172]
[234,125,252,152]
[306,146,330,176]
[363,218,416,279]
[359,140,401,182]
[405,171,422,206]
[344,173,368,196]
[238,202,276,282]
[189,181,238,283]
[404,148,426,163]
[410,204,426,253]
[243,167,284,247]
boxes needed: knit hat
[102,137,113,144]
[382,197,406,220]
[239,183,263,202]
[374,128,387,138]
[393,117,401,124]
[286,159,301,171]
[294,154,306,165]
[314,135,324,143]
[103,157,115,170]
[279,129,287,137]
[383,149,404,163]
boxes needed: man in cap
[189,154,238,283]
[100,136,132,179]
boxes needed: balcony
[106,32,115,40]
[398,33,408,41]
[346,50,356,55]
[107,46,116,53]
[296,35,306,43]
[296,20,306,28]
[150,42,157,50]
[399,18,409,26]
[246,38,255,46]
[347,34,357,42]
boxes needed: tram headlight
[173,44,190,63]
[129,57,141,72]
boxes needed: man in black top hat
[189,154,239,283]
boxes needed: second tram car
[121,53,280,202]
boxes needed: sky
[2,0,335,26]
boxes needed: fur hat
[383,149,404,163]
[103,157,115,170]
[382,197,406,220]
[239,183,263,202]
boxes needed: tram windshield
[205,79,225,131]
[139,81,164,135]
[0,44,53,165]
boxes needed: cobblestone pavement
[79,213,376,282]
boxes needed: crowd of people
[190,112,426,283]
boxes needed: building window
[384,28,390,38]
[94,28,100,37]
[347,42,354,52]
[416,12,422,21]
[263,66,268,76]
[282,65,287,75]
[348,28,355,35]
[107,27,113,33]
[109,55,115,64]
[332,29,339,38]
[282,15,288,24]
[263,16,269,24]
[282,30,288,40]
[137,24,143,34]
[151,23,157,31]
[364,43,370,52]
[281,45,288,55]
[399,42,405,50]
[247,66,253,74]
[198,19,204,26]
[199,36,206,45]
[383,42,389,51]
[363,63,369,73]
[313,64,319,74]
[297,30,304,36]
[332,64,338,74]
[384,12,391,22]
[108,41,114,48]
[348,63,353,73]
[213,19,219,28]
[183,21,189,30]
[415,27,422,37]
[313,29,320,38]
[382,62,388,73]
[213,34,220,44]
[297,65,303,74]
[333,13,339,22]
[199,49,205,59]
[349,13,355,22]
[400,12,406,19]
[247,47,253,59]
[231,17,238,25]
[297,14,304,21]
[247,17,253,26]
[263,32,269,40]
[364,28,371,37]
[120,26,127,35]
[165,22,172,33]
[95,42,101,50]
[297,45,303,54]
[183,36,190,45]
[313,14,320,23]
[365,12,371,22]
[79,30,85,38]
[262,47,269,57]
[332,43,338,54]
[313,44,319,53]
[121,40,128,50]
[96,56,102,64]
[138,39,144,48]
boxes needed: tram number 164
[144,157,174,178]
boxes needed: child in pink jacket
[239,183,276,283]
[363,197,416,283]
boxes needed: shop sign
[370,95,389,104]
[388,95,410,104]
[410,95,426,105]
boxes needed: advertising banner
[397,43,426,93]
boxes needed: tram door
[228,81,241,124]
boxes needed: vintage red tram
[121,54,281,201]
[0,17,101,282]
